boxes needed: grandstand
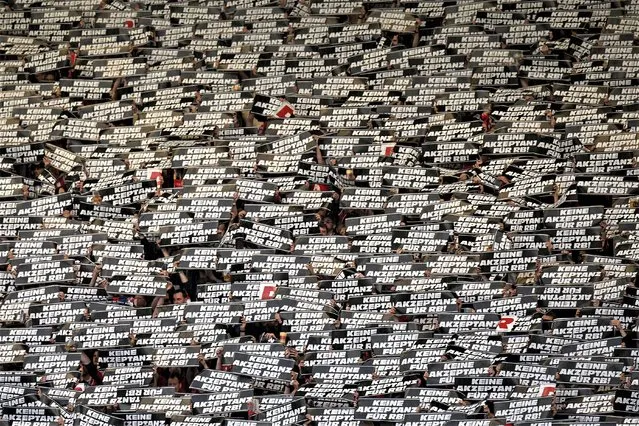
[0,0,638,424]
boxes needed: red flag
[275,103,295,118]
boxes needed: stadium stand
[0,0,638,424]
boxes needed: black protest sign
[293,236,349,255]
[561,337,622,358]
[394,276,454,293]
[310,364,375,385]
[72,324,131,349]
[0,343,26,365]
[128,318,176,336]
[339,187,392,210]
[347,293,393,313]
[507,233,551,252]
[421,253,480,275]
[18,228,75,241]
[112,386,177,408]
[576,175,639,196]
[358,375,421,398]
[216,249,276,273]
[183,302,243,326]
[589,277,633,303]
[482,133,559,157]
[231,352,295,383]
[182,184,236,201]
[0,141,44,164]
[100,257,160,278]
[539,264,602,285]
[51,233,108,257]
[251,94,295,120]
[454,376,519,400]
[614,237,639,262]
[14,260,75,286]
[91,243,144,263]
[167,415,221,426]
[232,220,293,252]
[256,153,312,175]
[350,234,392,255]
[4,285,62,304]
[278,190,336,211]
[152,346,200,368]
[236,179,278,203]
[97,348,154,368]
[297,382,356,407]
[86,218,134,242]
[78,191,137,213]
[345,213,402,236]
[392,291,458,315]
[0,406,60,423]
[254,397,304,424]
[175,198,234,221]
[191,389,253,415]
[551,317,616,340]
[384,192,442,216]
[492,397,552,423]
[265,212,319,236]
[139,211,195,234]
[182,166,240,186]
[519,285,593,309]
[478,249,538,274]
[541,227,603,251]
[22,352,81,373]
[354,397,420,422]
[77,100,135,123]
[90,305,152,325]
[227,281,280,301]
[614,389,639,414]
[74,403,124,426]
[102,366,154,387]
[116,411,169,426]
[214,343,285,367]
[195,282,231,304]
[91,57,147,79]
[391,229,450,253]
[557,360,623,386]
[362,261,429,283]
[190,369,253,393]
[158,221,220,247]
[421,359,491,386]
[317,277,374,302]
[176,248,217,270]
[419,199,475,222]
[107,275,168,297]
[0,177,23,199]
[15,192,72,216]
[0,327,52,347]
[28,301,85,327]
[242,299,300,323]
[574,151,637,174]
[306,407,357,424]
[243,73,297,97]
[130,396,192,418]
[543,206,604,229]
[97,180,156,206]
[437,312,501,333]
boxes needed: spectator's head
[133,295,147,308]
[173,290,187,305]
[167,369,184,392]
[323,217,334,231]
